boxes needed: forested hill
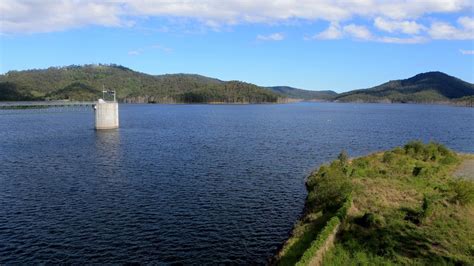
[2,66,472,105]
[334,71,474,104]
[267,86,337,100]
[0,64,281,103]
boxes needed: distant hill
[0,82,37,101]
[267,86,337,100]
[334,72,474,103]
[2,66,472,106]
[0,64,281,103]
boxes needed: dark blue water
[1,103,473,264]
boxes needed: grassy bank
[275,141,474,265]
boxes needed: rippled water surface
[1,103,473,264]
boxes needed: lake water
[1,103,473,264]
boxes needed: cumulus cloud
[312,22,426,43]
[311,16,473,43]
[1,0,473,45]
[343,24,373,40]
[0,0,128,34]
[1,0,473,34]
[458,16,474,30]
[257,33,285,41]
[122,0,473,22]
[428,17,474,40]
[374,17,426,34]
[314,22,343,40]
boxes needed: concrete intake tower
[95,90,119,130]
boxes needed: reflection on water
[95,129,122,160]
[94,129,123,181]
[0,103,473,264]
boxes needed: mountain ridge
[267,86,337,100]
[1,65,473,106]
[0,65,281,103]
[334,71,474,104]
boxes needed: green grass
[275,211,333,266]
[323,244,395,266]
[323,141,474,265]
[275,141,474,265]
[296,216,341,266]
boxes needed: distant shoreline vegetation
[0,105,52,110]
[274,141,474,265]
[0,64,473,106]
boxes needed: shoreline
[2,100,473,107]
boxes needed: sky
[0,0,473,92]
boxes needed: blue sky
[0,1,473,92]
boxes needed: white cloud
[343,24,373,40]
[378,36,427,44]
[458,16,474,30]
[312,22,374,41]
[123,0,473,22]
[1,0,473,46]
[1,0,473,34]
[460,49,474,55]
[371,0,471,20]
[314,22,343,40]
[374,17,426,34]
[428,17,474,40]
[313,22,426,43]
[0,0,128,34]
[257,33,285,41]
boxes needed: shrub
[351,158,371,178]
[404,140,424,158]
[439,154,459,165]
[437,144,451,156]
[306,167,324,190]
[338,150,349,166]
[421,195,435,221]
[311,172,353,213]
[353,158,370,169]
[355,212,385,228]
[351,168,367,178]
[336,196,353,220]
[307,160,353,213]
[402,206,422,225]
[382,151,395,164]
[412,166,423,177]
[423,142,439,161]
[450,180,474,205]
[392,147,404,155]
[375,231,397,257]
[296,216,341,266]
[403,141,457,164]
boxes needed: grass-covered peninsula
[275,141,474,265]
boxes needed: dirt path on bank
[454,159,474,180]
